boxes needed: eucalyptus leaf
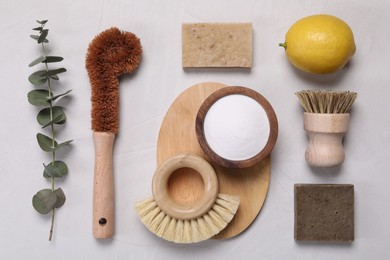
[36,133,72,152]
[36,20,48,25]
[53,188,66,208]
[37,106,66,127]
[44,56,63,63]
[29,56,46,67]
[32,189,57,214]
[28,70,47,86]
[30,34,48,43]
[43,171,50,179]
[42,114,66,128]
[30,35,39,41]
[50,75,59,80]
[57,140,73,150]
[36,133,57,152]
[38,29,49,44]
[43,161,68,178]
[50,90,72,101]
[29,56,63,67]
[33,26,43,31]
[27,89,51,106]
[41,68,66,77]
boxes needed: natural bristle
[295,90,357,114]
[135,194,240,243]
[86,27,142,133]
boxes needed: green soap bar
[294,184,354,242]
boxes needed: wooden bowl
[196,86,278,168]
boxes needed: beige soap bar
[182,23,252,68]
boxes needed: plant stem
[49,205,55,241]
[42,40,56,241]
[279,42,287,49]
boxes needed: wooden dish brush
[135,153,240,243]
[295,90,357,167]
[86,27,142,238]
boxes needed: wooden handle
[93,132,115,238]
[152,153,218,220]
[304,113,349,167]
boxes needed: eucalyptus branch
[28,20,73,241]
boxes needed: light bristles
[135,194,240,243]
[295,90,357,114]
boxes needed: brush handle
[304,113,349,167]
[93,132,115,238]
[305,132,346,167]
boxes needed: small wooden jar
[196,86,278,168]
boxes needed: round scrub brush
[86,27,142,238]
[135,153,240,243]
[295,90,357,167]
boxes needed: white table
[1,0,389,259]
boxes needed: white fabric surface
[1,0,389,259]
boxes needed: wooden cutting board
[156,82,271,239]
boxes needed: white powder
[203,94,270,161]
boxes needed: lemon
[280,14,356,74]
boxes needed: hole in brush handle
[99,218,107,225]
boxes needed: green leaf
[36,20,48,25]
[44,56,64,63]
[53,188,66,208]
[41,114,66,128]
[36,133,57,152]
[57,140,73,150]
[37,106,66,127]
[36,133,72,152]
[50,90,72,101]
[43,171,50,178]
[41,68,66,77]
[28,56,46,67]
[28,70,47,86]
[38,29,49,44]
[33,26,43,31]
[28,56,63,67]
[32,189,57,214]
[50,75,59,80]
[43,161,68,178]
[30,35,39,41]
[27,89,50,106]
[30,34,48,43]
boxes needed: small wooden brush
[295,90,357,167]
[135,153,240,243]
[86,27,142,238]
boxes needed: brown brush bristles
[295,90,357,114]
[86,27,142,134]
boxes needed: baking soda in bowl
[203,94,270,161]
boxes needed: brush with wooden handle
[295,90,357,167]
[86,27,142,238]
